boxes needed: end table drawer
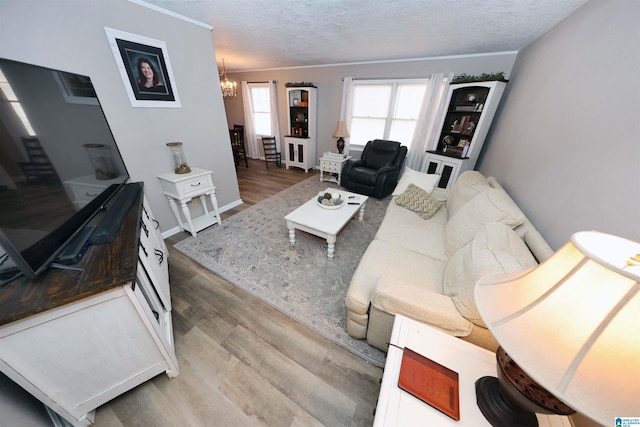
[320,160,341,173]
[177,175,213,198]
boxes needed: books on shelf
[323,151,346,159]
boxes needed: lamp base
[476,376,538,427]
[336,137,345,154]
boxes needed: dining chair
[229,127,248,168]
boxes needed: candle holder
[166,142,191,174]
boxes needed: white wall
[0,0,241,235]
[478,0,640,249]
[223,53,518,160]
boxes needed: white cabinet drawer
[177,175,213,198]
[320,160,341,173]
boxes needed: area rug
[173,176,390,367]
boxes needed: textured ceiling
[140,0,588,72]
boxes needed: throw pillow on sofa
[443,222,538,327]
[445,187,525,256]
[395,183,443,219]
[392,167,440,196]
[446,171,491,217]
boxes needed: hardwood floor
[92,159,383,427]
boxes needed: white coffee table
[284,188,368,258]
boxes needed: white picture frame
[104,27,181,108]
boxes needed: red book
[398,347,460,420]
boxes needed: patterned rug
[173,176,390,367]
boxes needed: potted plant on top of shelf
[285,82,317,88]
[452,72,506,83]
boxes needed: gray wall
[0,0,240,235]
[224,54,517,159]
[478,0,640,249]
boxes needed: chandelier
[219,58,237,98]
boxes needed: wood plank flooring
[92,159,383,427]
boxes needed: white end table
[157,167,221,237]
[374,315,572,427]
[319,155,351,184]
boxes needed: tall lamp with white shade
[474,231,640,426]
[332,121,350,154]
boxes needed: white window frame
[248,82,272,137]
[348,78,427,150]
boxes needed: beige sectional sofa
[345,170,554,352]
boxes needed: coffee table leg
[358,202,367,222]
[287,224,296,244]
[327,235,336,258]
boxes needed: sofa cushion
[392,167,440,196]
[371,276,473,336]
[375,198,448,261]
[446,171,491,218]
[395,183,443,220]
[443,222,538,327]
[445,188,525,256]
[346,239,447,320]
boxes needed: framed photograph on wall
[105,27,181,108]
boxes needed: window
[0,68,36,136]
[349,79,427,149]
[249,83,271,136]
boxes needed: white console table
[157,167,221,237]
[374,315,571,427]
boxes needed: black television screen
[0,58,129,282]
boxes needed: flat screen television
[0,57,130,283]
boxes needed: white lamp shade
[474,231,640,425]
[332,121,350,138]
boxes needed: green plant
[452,72,506,83]
[284,82,316,88]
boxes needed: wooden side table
[319,155,351,184]
[374,315,571,427]
[157,167,221,237]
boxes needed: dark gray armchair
[340,139,407,199]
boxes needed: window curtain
[405,72,454,171]
[241,81,260,159]
[268,80,282,152]
[337,77,354,154]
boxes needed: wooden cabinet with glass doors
[284,87,317,172]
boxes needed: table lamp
[332,121,350,154]
[474,231,640,426]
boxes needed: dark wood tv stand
[0,183,179,427]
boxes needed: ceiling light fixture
[219,58,237,98]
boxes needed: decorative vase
[166,142,191,174]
